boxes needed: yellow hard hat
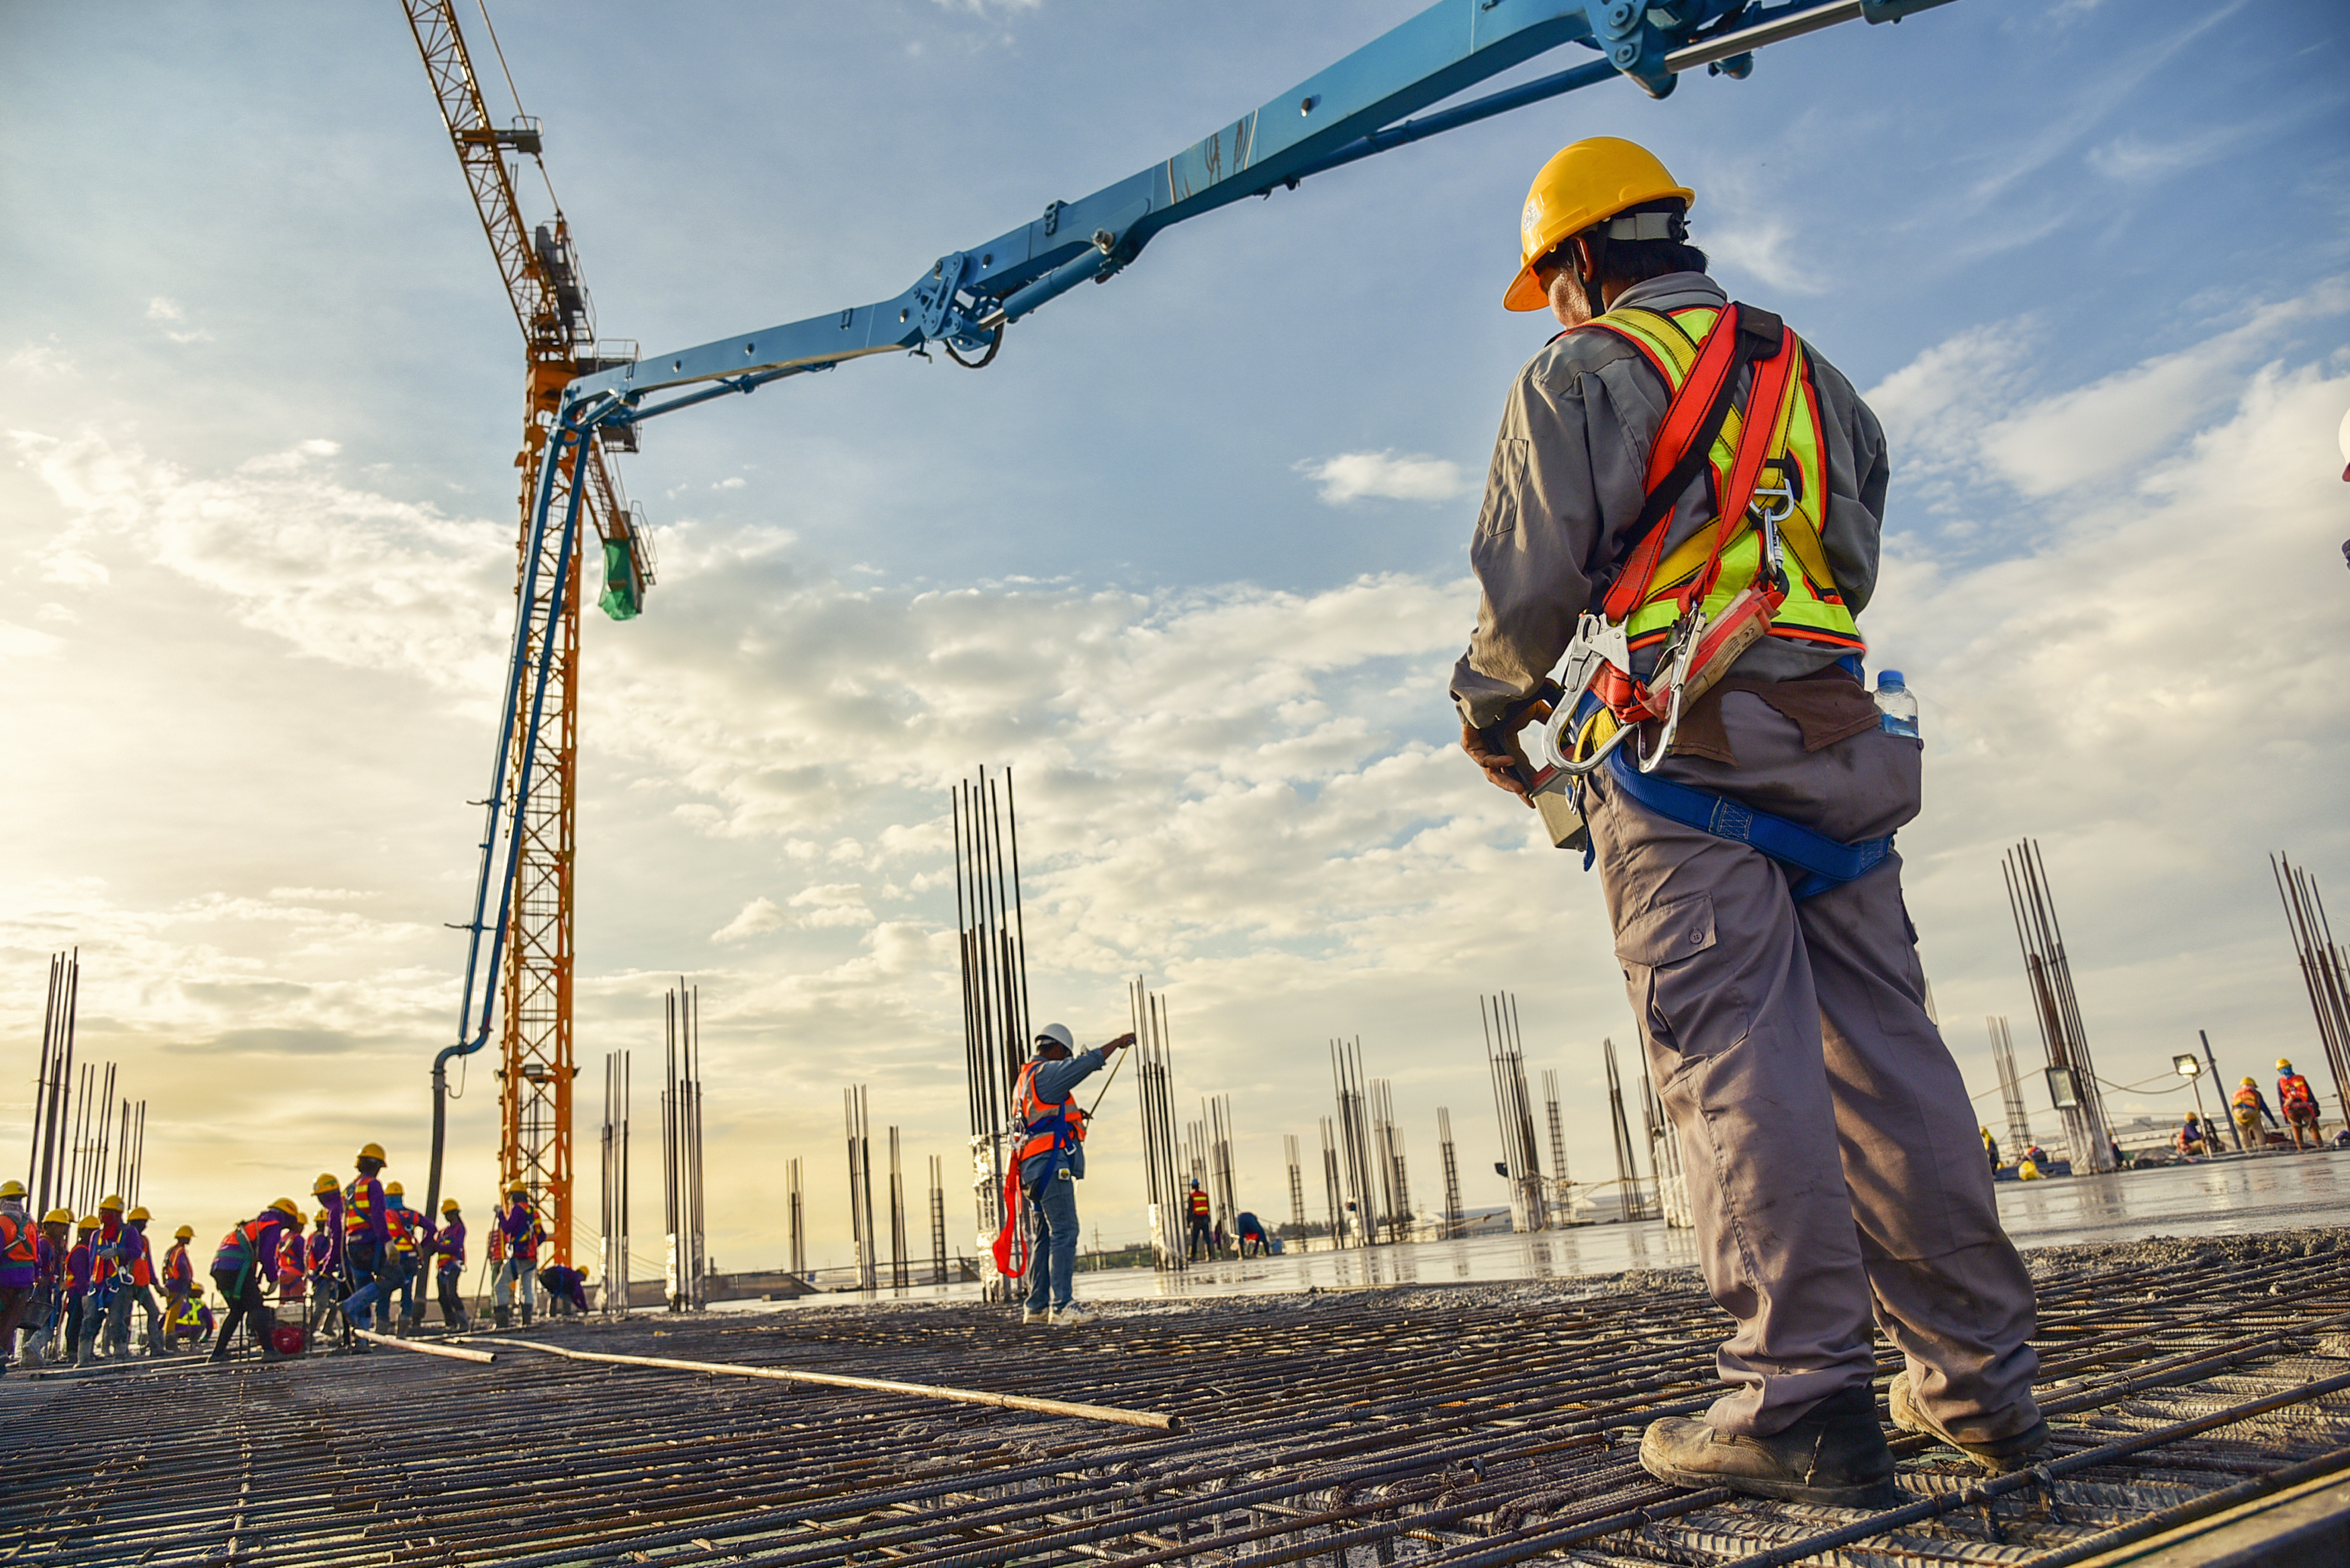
[127,1206,151,1222]
[268,1197,301,1220]
[441,1199,461,1214]
[174,1224,195,1240]
[314,1210,331,1224]
[384,1181,404,1197]
[2243,1077,2258,1087]
[2277,1059,2294,1071]
[357,1142,387,1165]
[99,1193,125,1212]
[507,1181,528,1195]
[0,1179,25,1199]
[44,1208,73,1226]
[77,1214,101,1231]
[1504,137,1693,312]
[313,1173,340,1196]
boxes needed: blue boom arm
[444,0,1958,1071]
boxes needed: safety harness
[1513,299,1892,901]
[990,1059,1090,1279]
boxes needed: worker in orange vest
[276,1218,310,1316]
[2277,1060,2322,1150]
[2233,1077,2279,1151]
[158,1224,197,1354]
[1453,140,2043,1504]
[1000,1023,1133,1328]
[0,1181,37,1369]
[1184,1180,1214,1261]
[209,1200,300,1363]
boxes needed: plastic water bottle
[1874,670,1920,740]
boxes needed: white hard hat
[1035,1023,1076,1052]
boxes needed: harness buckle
[1631,607,1707,773]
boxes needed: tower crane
[418,0,1961,1248]
[403,0,656,1263]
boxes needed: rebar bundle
[23,948,78,1217]
[928,1155,947,1285]
[1603,1036,1653,1222]
[1368,1077,1410,1242]
[1541,1067,1569,1228]
[2272,852,2350,1126]
[1317,1116,1346,1247]
[1436,1106,1463,1238]
[660,984,706,1308]
[1480,993,1547,1232]
[1130,980,1182,1271]
[1328,1038,1380,1247]
[1203,1093,1238,1248]
[952,767,1033,1302]
[599,1049,630,1316]
[888,1126,910,1291]
[843,1085,877,1291]
[1639,1069,1692,1228]
[1282,1132,1306,1240]
[1989,1014,2035,1153]
[786,1156,806,1277]
[2004,839,2117,1173]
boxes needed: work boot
[1021,1306,1050,1326]
[1051,1303,1097,1328]
[493,1306,511,1329]
[520,1306,532,1328]
[1887,1373,2050,1475]
[1640,1387,1900,1509]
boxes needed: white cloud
[146,297,183,321]
[6,344,77,378]
[712,897,788,943]
[1293,450,1468,505]
[1703,215,1826,297]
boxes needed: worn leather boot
[1641,1387,1901,1509]
[519,1305,532,1328]
[1887,1372,2050,1475]
[493,1306,511,1329]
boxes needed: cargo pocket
[1614,893,1728,1068]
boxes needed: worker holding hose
[1004,1024,1133,1328]
[1453,138,2045,1506]
[209,1199,299,1363]
[432,1198,471,1330]
[493,1181,545,1328]
[339,1144,395,1344]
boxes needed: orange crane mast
[401,0,655,1267]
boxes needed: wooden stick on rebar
[463,1335,1182,1431]
[351,1328,496,1364]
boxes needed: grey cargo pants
[1584,691,2041,1444]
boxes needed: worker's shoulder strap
[1597,303,1787,624]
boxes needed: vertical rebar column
[1437,1107,1462,1238]
[2005,840,2116,1173]
[661,991,683,1309]
[126,1101,145,1210]
[953,767,1037,1304]
[928,1154,946,1285]
[30,950,78,1217]
[787,1157,805,1277]
[1640,1069,1692,1227]
[1369,1079,1411,1242]
[1206,1093,1237,1248]
[1318,1116,1344,1249]
[844,1087,876,1291]
[1330,1039,1378,1247]
[1988,1016,2034,1155]
[888,1126,908,1291]
[1542,1069,1569,1228]
[1482,994,1546,1232]
[1284,1132,1306,1241]
[2273,854,2350,1129]
[687,985,706,1308]
[1132,979,1183,1271]
[1603,1037,1650,1222]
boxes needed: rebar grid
[9,1246,2350,1566]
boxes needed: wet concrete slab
[769,1146,2350,1310]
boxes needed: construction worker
[19,1209,74,1365]
[2174,1114,2209,1161]
[538,1261,590,1316]
[78,1193,130,1365]
[1004,1023,1135,1328]
[159,1224,197,1354]
[1453,138,2044,1506]
[339,1143,393,1342]
[1184,1179,1213,1261]
[306,1174,344,1332]
[2234,1077,2280,1151]
[2277,1060,2322,1150]
[1235,1210,1269,1259]
[61,1214,99,1367]
[103,1205,165,1357]
[276,1212,310,1320]
[0,1181,37,1370]
[210,1199,299,1363]
[165,1284,214,1351]
[1980,1127,2000,1173]
[494,1181,546,1327]
[382,1181,422,1330]
[432,1198,471,1330]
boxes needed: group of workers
[0,1140,573,1373]
[1176,1181,1275,1261]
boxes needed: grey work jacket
[1449,273,1889,730]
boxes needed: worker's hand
[1459,703,1548,807]
[1104,1032,1137,1053]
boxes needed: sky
[4,0,2347,1279]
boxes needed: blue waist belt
[1595,722,1893,901]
